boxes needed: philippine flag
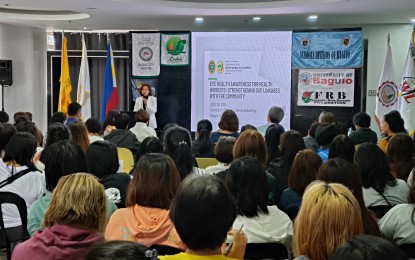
[101,41,119,122]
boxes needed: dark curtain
[52,32,131,119]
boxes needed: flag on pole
[374,34,399,131]
[77,34,91,120]
[58,36,72,114]
[399,28,415,136]
[101,41,118,122]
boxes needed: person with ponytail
[192,119,215,158]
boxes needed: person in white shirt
[205,136,235,175]
[133,84,157,129]
[129,109,157,142]
[85,117,104,144]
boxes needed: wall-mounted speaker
[0,60,13,86]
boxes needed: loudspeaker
[0,60,12,86]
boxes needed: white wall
[0,23,47,132]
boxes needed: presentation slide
[191,32,292,131]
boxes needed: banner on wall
[292,30,363,68]
[132,33,160,77]
[161,33,190,66]
[297,69,355,107]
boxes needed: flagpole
[59,30,65,112]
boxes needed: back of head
[136,136,164,160]
[114,113,130,130]
[196,119,213,152]
[295,181,364,260]
[135,109,150,123]
[14,112,30,123]
[102,110,120,134]
[163,126,193,179]
[233,129,267,166]
[265,124,284,163]
[240,124,257,133]
[331,235,408,260]
[268,106,284,124]
[14,121,42,146]
[280,130,306,167]
[160,123,179,144]
[328,134,355,163]
[68,121,90,152]
[0,123,17,152]
[353,112,371,128]
[87,141,119,179]
[225,156,268,217]
[50,112,67,124]
[387,133,415,180]
[68,102,82,116]
[43,173,107,233]
[85,117,103,135]
[45,123,71,147]
[309,122,321,138]
[86,241,153,260]
[218,109,239,132]
[315,123,337,147]
[289,149,322,196]
[170,175,237,251]
[214,136,236,164]
[319,111,335,123]
[3,132,37,168]
[354,142,395,192]
[384,110,405,134]
[0,111,9,123]
[127,153,180,209]
[40,140,88,192]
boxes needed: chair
[0,192,30,260]
[117,147,135,173]
[150,245,183,256]
[195,158,219,169]
[244,242,290,260]
[399,243,415,258]
[367,205,394,219]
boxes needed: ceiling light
[253,17,261,22]
[195,17,204,23]
[307,15,318,22]
[411,19,415,23]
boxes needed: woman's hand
[221,228,247,259]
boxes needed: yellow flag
[58,36,72,114]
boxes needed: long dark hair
[196,119,213,154]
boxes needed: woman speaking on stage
[133,84,157,129]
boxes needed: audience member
[315,123,337,162]
[65,102,82,126]
[86,241,155,260]
[13,173,106,260]
[160,123,178,144]
[279,149,322,219]
[294,182,364,260]
[348,112,378,145]
[210,109,239,143]
[205,136,235,175]
[14,121,43,147]
[134,136,164,163]
[106,153,185,250]
[159,175,246,259]
[13,111,32,123]
[318,158,381,236]
[68,121,90,153]
[257,106,285,136]
[86,141,131,206]
[101,110,119,136]
[0,110,9,123]
[240,124,257,133]
[225,157,293,248]
[318,111,335,123]
[104,113,140,154]
[85,117,104,143]
[387,133,414,180]
[328,134,355,163]
[49,111,67,124]
[192,119,215,158]
[379,110,406,152]
[263,107,286,163]
[303,122,320,152]
[0,123,16,157]
[130,109,157,142]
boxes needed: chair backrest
[195,157,219,169]
[0,192,30,260]
[367,205,394,219]
[117,147,135,173]
[399,243,415,258]
[244,242,290,260]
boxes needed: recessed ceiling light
[253,17,261,22]
[307,15,318,22]
[411,18,415,23]
[195,17,204,23]
[83,27,87,30]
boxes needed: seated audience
[160,123,178,144]
[13,112,32,123]
[348,112,378,145]
[101,110,119,136]
[12,173,106,260]
[134,136,164,163]
[49,111,67,124]
[318,111,335,123]
[104,113,140,154]
[257,106,285,136]
[331,235,408,260]
[65,102,82,126]
[315,123,337,162]
[86,241,155,260]
[86,141,131,206]
[0,110,9,123]
[267,130,305,203]
[0,123,16,157]
[379,110,406,152]
[387,133,414,181]
[294,182,364,260]
[318,158,381,236]
[354,142,409,208]
[264,106,286,163]
[85,117,104,143]
[68,121,90,153]
[210,109,239,143]
[303,122,320,152]
[205,136,236,175]
[279,149,322,219]
[192,119,215,158]
[14,121,43,148]
[105,153,185,250]
[159,175,247,259]
[129,109,157,142]
[328,134,355,163]
[240,124,257,133]
[225,157,293,248]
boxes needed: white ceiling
[0,0,414,31]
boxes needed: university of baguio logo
[208,60,216,74]
[139,47,153,61]
[166,37,187,55]
[301,37,310,48]
[377,81,398,107]
[342,36,351,46]
[299,72,312,85]
[302,91,313,103]
[217,61,224,74]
